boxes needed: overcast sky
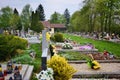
[0,0,84,19]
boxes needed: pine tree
[31,11,44,32]
[14,8,19,15]
[64,8,70,27]
[36,4,45,21]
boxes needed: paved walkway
[24,36,41,43]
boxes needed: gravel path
[70,63,120,74]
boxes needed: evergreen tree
[64,8,70,27]
[14,8,19,15]
[31,11,44,32]
[36,4,45,21]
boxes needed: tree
[21,4,32,31]
[10,8,20,30]
[0,6,13,28]
[50,12,65,24]
[36,4,45,21]
[64,8,70,27]
[31,11,44,33]
[50,12,59,23]
[14,8,19,15]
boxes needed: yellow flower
[0,68,2,71]
[51,45,56,49]
[92,60,101,69]
[46,32,51,41]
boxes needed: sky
[0,0,84,20]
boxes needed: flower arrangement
[36,68,54,80]
[47,54,76,80]
[62,43,73,49]
[87,54,101,70]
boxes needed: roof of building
[51,24,66,28]
[41,21,66,28]
[41,21,51,28]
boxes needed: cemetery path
[24,37,41,44]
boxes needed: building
[41,21,66,34]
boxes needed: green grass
[63,33,120,57]
[59,51,90,60]
[13,43,42,72]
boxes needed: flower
[46,32,51,41]
[36,68,54,80]
[87,54,101,70]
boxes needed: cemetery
[0,0,120,80]
[0,29,120,80]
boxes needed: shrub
[0,35,28,61]
[47,54,76,80]
[54,33,64,42]
[50,35,55,42]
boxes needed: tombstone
[21,26,25,38]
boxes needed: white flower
[36,68,54,80]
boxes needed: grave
[1,64,33,80]
[69,60,120,79]
[55,42,98,53]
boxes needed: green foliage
[13,43,42,73]
[10,13,20,29]
[0,6,13,28]
[50,35,55,42]
[70,0,120,33]
[31,11,44,33]
[36,4,45,21]
[50,12,66,24]
[54,33,64,42]
[59,51,90,60]
[30,43,42,59]
[63,33,120,57]
[0,35,28,61]
[64,8,70,27]
[47,54,76,80]
[21,4,32,31]
[13,54,32,63]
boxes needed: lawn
[63,33,120,57]
[12,43,42,80]
[59,51,90,60]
